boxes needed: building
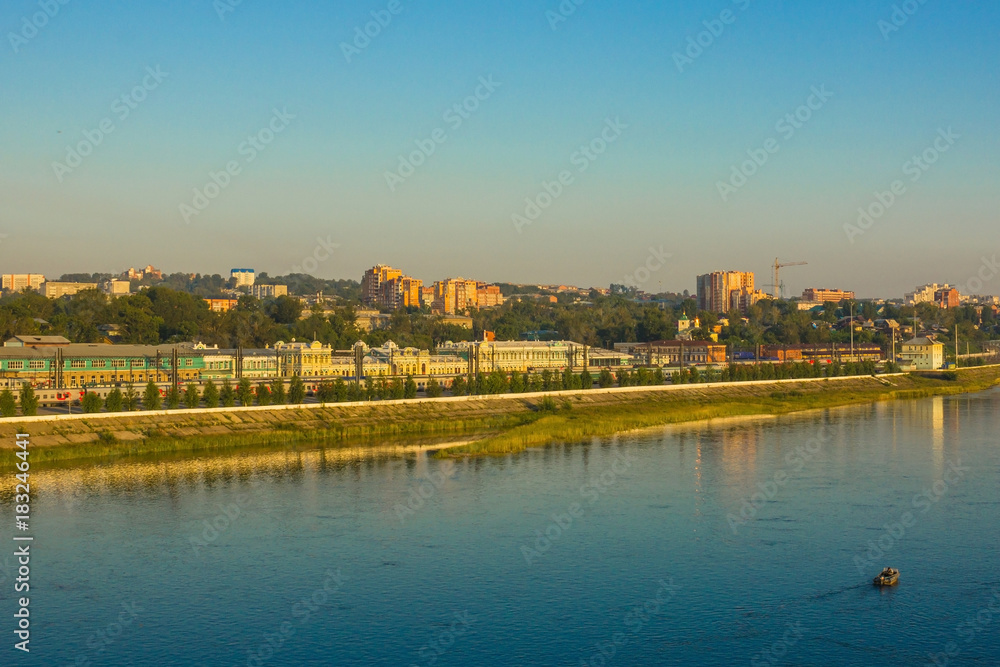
[251,284,289,299]
[760,343,883,363]
[934,287,960,309]
[905,284,946,306]
[275,340,333,378]
[431,278,504,314]
[615,340,728,366]
[2,274,45,292]
[204,298,240,313]
[124,265,163,281]
[102,279,132,297]
[353,309,392,332]
[361,265,403,307]
[802,288,855,304]
[231,269,256,289]
[4,335,71,348]
[696,271,766,313]
[42,282,99,299]
[379,275,423,310]
[900,337,944,370]
[438,315,474,330]
[439,340,630,374]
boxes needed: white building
[231,269,256,289]
[905,284,947,306]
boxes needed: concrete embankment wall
[0,374,902,449]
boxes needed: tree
[124,383,139,411]
[256,382,271,406]
[510,371,526,393]
[598,369,614,388]
[390,378,405,400]
[426,377,442,398]
[451,376,468,396]
[580,370,593,389]
[237,378,254,406]
[203,380,220,408]
[143,380,162,410]
[333,378,348,402]
[271,377,287,404]
[0,389,17,417]
[167,384,181,409]
[82,390,103,413]
[265,295,303,324]
[289,375,306,404]
[105,387,124,412]
[404,375,417,399]
[220,379,236,407]
[184,383,201,409]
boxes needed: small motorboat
[873,567,899,586]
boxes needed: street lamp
[850,302,855,363]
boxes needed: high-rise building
[905,284,942,306]
[2,274,45,292]
[934,287,960,309]
[42,282,99,299]
[362,265,403,307]
[231,269,256,289]
[696,271,765,313]
[250,284,289,299]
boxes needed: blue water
[3,389,1000,666]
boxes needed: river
[3,388,999,665]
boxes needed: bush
[288,375,306,404]
[426,377,442,398]
[184,383,201,409]
[0,389,16,417]
[203,380,220,408]
[105,388,124,412]
[20,382,38,417]
[538,396,557,412]
[82,391,103,414]
[143,381,162,410]
[598,369,614,388]
[221,379,236,407]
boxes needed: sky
[1,0,998,298]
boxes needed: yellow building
[900,337,944,370]
[42,282,99,299]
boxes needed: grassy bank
[3,368,997,467]
[445,367,1000,456]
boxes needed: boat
[873,567,899,586]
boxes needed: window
[7,361,24,370]
[113,359,127,368]
[29,360,46,369]
[70,360,86,369]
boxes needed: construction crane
[772,258,808,299]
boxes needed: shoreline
[1,367,998,467]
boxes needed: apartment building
[697,271,767,313]
[42,282,99,298]
[2,274,45,292]
[231,269,256,288]
[801,288,855,304]
[250,284,289,299]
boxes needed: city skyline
[3,1,998,298]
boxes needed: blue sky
[1,0,998,298]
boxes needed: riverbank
[1,367,997,467]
